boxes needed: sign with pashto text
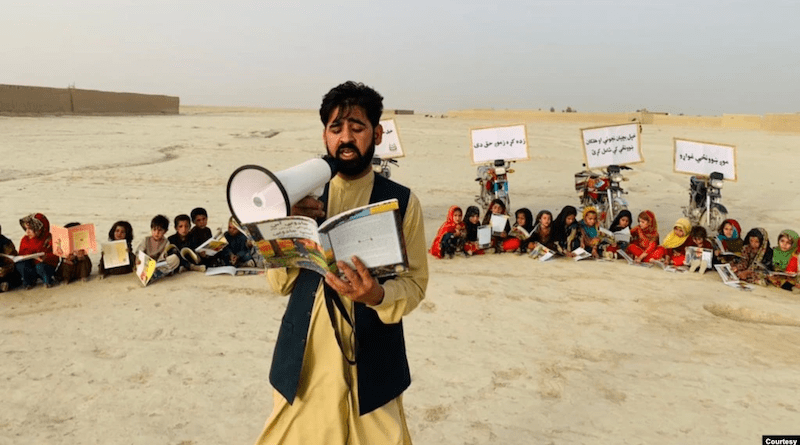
[580,123,643,169]
[673,138,737,181]
[470,124,530,164]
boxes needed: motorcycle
[475,159,515,211]
[574,164,631,228]
[372,157,399,179]
[683,171,727,232]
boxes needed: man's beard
[334,142,375,177]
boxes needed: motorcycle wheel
[708,206,727,232]
[476,181,491,211]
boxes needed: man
[253,81,428,444]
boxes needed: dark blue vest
[268,173,412,415]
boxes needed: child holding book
[482,199,512,252]
[429,206,466,259]
[552,206,580,257]
[168,214,204,271]
[625,210,660,263]
[765,229,798,290]
[16,213,60,289]
[730,228,772,285]
[55,222,93,284]
[0,225,22,292]
[578,206,614,259]
[135,214,180,276]
[98,221,136,278]
[713,219,744,264]
[525,210,558,254]
[463,206,487,256]
[608,210,632,252]
[651,218,692,265]
[188,207,213,250]
[221,217,255,267]
[507,208,534,253]
[685,226,714,272]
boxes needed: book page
[102,240,130,269]
[490,214,508,234]
[714,263,739,284]
[324,209,406,277]
[477,225,491,248]
[244,216,329,276]
[614,227,631,244]
[70,224,97,254]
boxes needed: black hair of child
[173,214,191,229]
[151,215,169,231]
[190,207,207,221]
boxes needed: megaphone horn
[227,156,338,224]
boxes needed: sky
[3,0,799,116]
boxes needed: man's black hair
[151,215,169,231]
[319,81,383,128]
[173,214,191,230]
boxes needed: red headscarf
[637,210,659,242]
[429,206,464,258]
[18,213,60,267]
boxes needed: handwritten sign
[375,119,405,159]
[673,138,737,181]
[470,124,529,164]
[580,123,643,169]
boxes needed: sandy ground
[1,107,800,444]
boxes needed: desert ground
[1,107,799,444]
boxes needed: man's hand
[325,256,384,306]
[292,196,326,219]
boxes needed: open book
[509,225,530,240]
[477,225,492,249]
[685,246,713,270]
[490,214,509,235]
[51,223,97,257]
[195,235,228,257]
[714,237,742,258]
[617,250,653,267]
[242,199,408,278]
[572,247,593,261]
[528,243,557,261]
[0,252,44,263]
[101,240,131,269]
[135,251,167,287]
[714,263,755,290]
[599,227,630,244]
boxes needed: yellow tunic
[254,173,429,445]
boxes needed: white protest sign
[580,123,643,169]
[673,138,737,181]
[470,124,529,164]
[375,119,404,159]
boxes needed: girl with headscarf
[429,206,465,259]
[625,210,660,263]
[713,219,744,264]
[607,209,633,251]
[765,229,799,290]
[504,207,534,253]
[98,221,136,278]
[482,199,512,253]
[525,210,558,253]
[731,228,772,285]
[651,218,692,265]
[462,206,487,256]
[16,213,60,289]
[579,206,614,259]
[552,206,580,256]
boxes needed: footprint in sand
[423,404,450,422]
[704,303,800,328]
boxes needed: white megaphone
[227,156,339,224]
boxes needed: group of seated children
[429,202,800,292]
[0,208,256,292]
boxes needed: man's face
[323,106,382,178]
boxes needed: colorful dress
[766,229,799,290]
[429,205,465,258]
[625,210,660,262]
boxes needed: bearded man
[253,81,428,445]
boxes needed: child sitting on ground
[55,222,93,284]
[525,210,558,257]
[552,206,580,257]
[482,199,512,252]
[579,207,615,259]
[507,208,534,253]
[0,225,23,292]
[429,206,466,259]
[463,206,487,256]
[713,219,744,264]
[651,218,692,266]
[188,207,213,250]
[686,226,714,273]
[221,217,255,267]
[98,221,136,279]
[135,214,180,277]
[16,213,61,289]
[765,229,799,291]
[625,210,660,263]
[608,210,632,252]
[167,214,204,271]
[730,228,772,285]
